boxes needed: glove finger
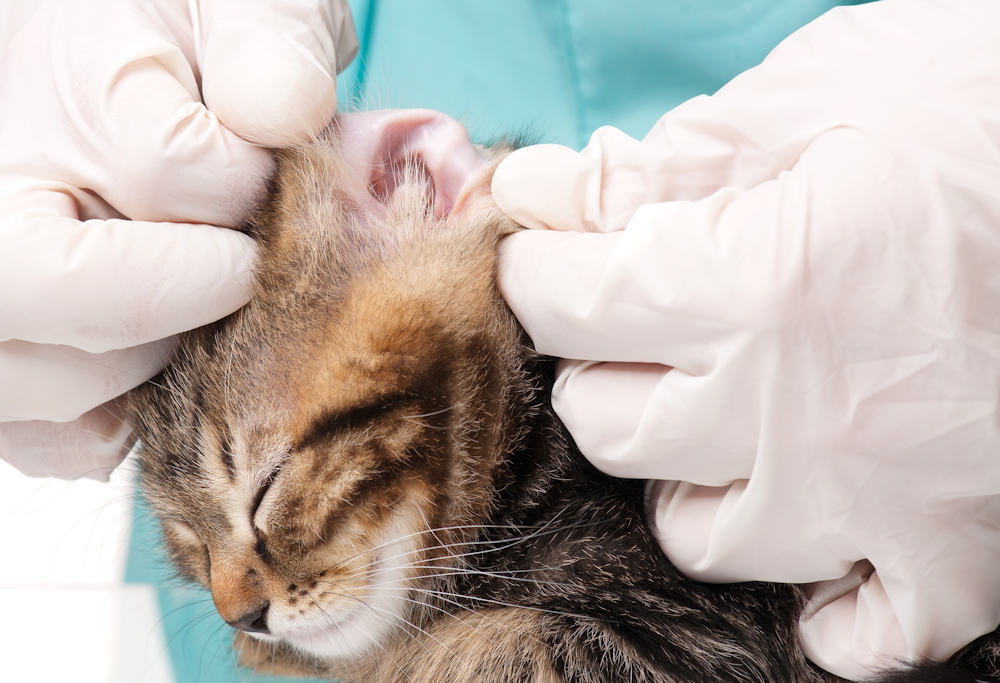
[0,338,177,423]
[491,0,928,235]
[551,360,756,484]
[498,127,885,371]
[492,82,812,232]
[492,57,828,235]
[0,215,256,352]
[92,38,274,226]
[0,399,135,481]
[198,0,359,146]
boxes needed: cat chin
[272,510,424,661]
[279,603,382,659]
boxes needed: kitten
[126,111,998,682]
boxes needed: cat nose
[226,601,270,634]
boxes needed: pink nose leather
[334,109,491,218]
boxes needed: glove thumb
[198,0,359,146]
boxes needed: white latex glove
[493,0,1000,679]
[0,0,357,480]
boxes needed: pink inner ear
[334,109,491,217]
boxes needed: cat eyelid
[250,465,283,565]
[250,463,284,524]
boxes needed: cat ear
[335,109,490,217]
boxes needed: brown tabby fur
[127,129,1000,682]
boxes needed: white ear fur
[335,110,491,217]
[163,517,202,545]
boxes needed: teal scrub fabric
[340,0,874,148]
[126,2,874,680]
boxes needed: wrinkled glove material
[0,0,357,479]
[494,0,1000,678]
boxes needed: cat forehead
[189,337,416,463]
[200,420,291,492]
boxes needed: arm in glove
[0,0,358,479]
[493,0,1000,678]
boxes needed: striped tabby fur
[127,129,998,682]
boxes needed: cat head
[128,111,535,661]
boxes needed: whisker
[385,585,589,621]
[337,520,600,583]
[223,334,237,419]
[356,598,459,661]
[330,521,569,571]
[147,597,216,672]
[399,418,448,431]
[376,583,556,656]
[373,566,576,590]
[308,577,456,660]
[334,548,561,584]
[158,601,222,668]
[390,592,473,627]
[137,376,188,402]
[76,427,137,454]
[341,517,578,575]
[305,594,394,660]
[199,616,234,678]
[304,591,412,682]
[401,406,453,420]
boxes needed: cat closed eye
[250,464,284,525]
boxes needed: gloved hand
[493,0,1000,679]
[0,0,357,480]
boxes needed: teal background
[338,0,873,148]
[125,1,874,680]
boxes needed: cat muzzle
[225,601,271,635]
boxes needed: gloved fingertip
[496,228,624,362]
[551,359,666,478]
[492,144,596,231]
[201,30,338,146]
[495,229,562,306]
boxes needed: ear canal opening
[368,154,434,209]
[336,109,492,218]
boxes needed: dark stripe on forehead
[192,380,236,482]
[220,433,236,481]
[295,391,412,450]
